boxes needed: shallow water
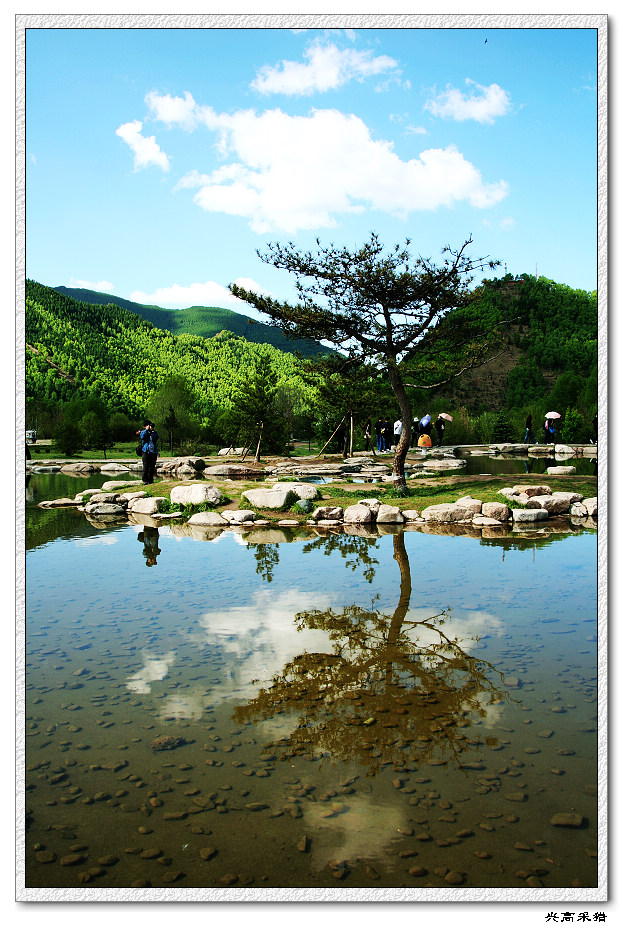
[23,476,598,891]
[453,453,597,478]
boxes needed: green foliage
[491,410,514,443]
[480,274,597,373]
[547,370,584,412]
[506,359,545,408]
[54,285,333,358]
[472,411,498,443]
[26,281,317,443]
[561,407,586,443]
[52,418,82,456]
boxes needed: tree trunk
[387,364,413,489]
[254,421,264,463]
[349,410,354,457]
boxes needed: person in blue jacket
[139,419,159,484]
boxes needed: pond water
[453,454,597,479]
[24,475,598,893]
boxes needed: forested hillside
[25,273,599,450]
[26,281,318,447]
[412,274,598,416]
[54,285,332,358]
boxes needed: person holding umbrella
[435,412,453,447]
[543,411,560,444]
[418,414,433,448]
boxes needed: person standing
[543,417,556,444]
[382,417,392,452]
[393,416,402,448]
[364,419,372,452]
[434,415,445,447]
[375,417,384,452]
[411,417,419,448]
[139,419,159,484]
[523,414,535,443]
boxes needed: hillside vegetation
[54,285,332,358]
[25,273,598,452]
[26,280,319,451]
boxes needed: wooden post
[316,415,346,458]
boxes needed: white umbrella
[438,412,454,421]
[545,411,561,419]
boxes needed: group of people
[524,412,598,445]
[523,413,558,444]
[363,414,446,452]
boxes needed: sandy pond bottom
[24,515,598,891]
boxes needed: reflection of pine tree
[249,542,280,583]
[234,533,509,774]
[302,533,379,584]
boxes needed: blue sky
[25,23,599,317]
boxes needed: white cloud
[116,119,171,171]
[138,91,508,233]
[129,278,269,313]
[425,79,512,125]
[70,277,114,292]
[251,40,400,96]
[144,89,199,130]
[126,651,176,694]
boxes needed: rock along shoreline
[33,450,597,541]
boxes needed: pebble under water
[23,494,599,894]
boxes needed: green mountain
[53,285,332,358]
[26,280,317,426]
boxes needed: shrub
[491,410,514,443]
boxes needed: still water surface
[24,476,598,891]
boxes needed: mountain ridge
[53,285,333,358]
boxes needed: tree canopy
[230,233,500,484]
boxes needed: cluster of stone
[303,485,596,529]
[37,479,597,532]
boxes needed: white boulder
[358,498,383,515]
[583,497,598,518]
[455,496,483,514]
[127,496,166,514]
[171,483,223,506]
[187,511,228,526]
[221,509,256,523]
[482,502,511,521]
[242,487,297,509]
[421,504,476,524]
[311,506,344,521]
[526,495,573,515]
[376,504,404,524]
[512,484,552,498]
[271,481,319,501]
[343,504,374,524]
[99,463,130,473]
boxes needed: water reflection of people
[138,526,161,566]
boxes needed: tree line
[25,247,598,463]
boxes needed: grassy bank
[120,469,597,526]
